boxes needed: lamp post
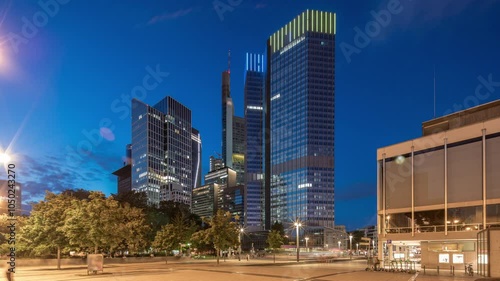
[238,227,244,261]
[356,243,359,254]
[305,237,309,252]
[294,220,302,262]
[0,152,10,163]
[338,240,341,250]
[349,234,353,251]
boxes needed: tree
[266,230,284,263]
[61,188,91,200]
[191,210,239,265]
[111,190,149,210]
[153,212,197,259]
[18,191,74,269]
[63,192,135,254]
[271,221,289,244]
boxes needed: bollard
[423,265,426,275]
[452,265,455,276]
[437,265,440,275]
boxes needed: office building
[244,52,265,230]
[113,144,132,195]
[131,96,194,206]
[232,116,246,185]
[192,128,202,189]
[209,155,224,172]
[192,183,219,219]
[377,100,500,276]
[221,58,234,168]
[265,10,336,236]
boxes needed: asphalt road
[11,258,477,281]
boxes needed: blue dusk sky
[0,0,499,230]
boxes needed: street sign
[359,242,370,246]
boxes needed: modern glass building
[222,67,234,168]
[191,128,202,189]
[131,96,194,206]
[265,10,336,234]
[244,52,265,230]
[233,116,246,185]
[377,100,500,274]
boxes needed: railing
[385,223,490,234]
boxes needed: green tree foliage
[266,230,284,263]
[111,190,149,210]
[191,210,239,265]
[63,192,148,255]
[271,221,289,244]
[61,188,91,200]
[152,212,197,256]
[18,191,75,269]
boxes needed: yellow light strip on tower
[321,11,324,33]
[334,13,336,34]
[302,12,305,35]
[316,10,318,32]
[306,10,309,31]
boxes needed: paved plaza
[11,258,482,281]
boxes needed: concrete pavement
[11,258,482,281]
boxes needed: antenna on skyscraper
[228,49,231,74]
[433,65,436,118]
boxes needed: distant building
[244,52,265,231]
[112,164,132,195]
[191,128,202,189]
[221,60,234,168]
[0,180,21,216]
[131,96,194,206]
[192,183,219,219]
[221,184,245,225]
[113,144,132,195]
[332,225,347,250]
[209,156,224,172]
[232,116,246,185]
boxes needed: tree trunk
[95,245,98,254]
[216,248,220,265]
[274,253,276,263]
[165,250,168,264]
[57,246,61,270]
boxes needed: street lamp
[338,240,341,249]
[238,227,244,261]
[305,237,309,252]
[349,234,353,251]
[356,243,359,254]
[294,219,302,262]
[0,152,10,163]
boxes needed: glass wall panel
[386,212,412,233]
[414,209,445,233]
[486,204,500,226]
[414,149,444,206]
[448,141,482,203]
[486,136,500,199]
[447,206,482,232]
[385,155,412,209]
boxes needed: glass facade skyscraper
[244,52,265,230]
[265,10,336,232]
[131,96,194,206]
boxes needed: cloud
[147,8,194,25]
[16,152,118,207]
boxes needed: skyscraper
[131,96,194,206]
[221,52,234,168]
[232,116,246,185]
[191,128,202,189]
[244,52,265,230]
[265,10,336,233]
